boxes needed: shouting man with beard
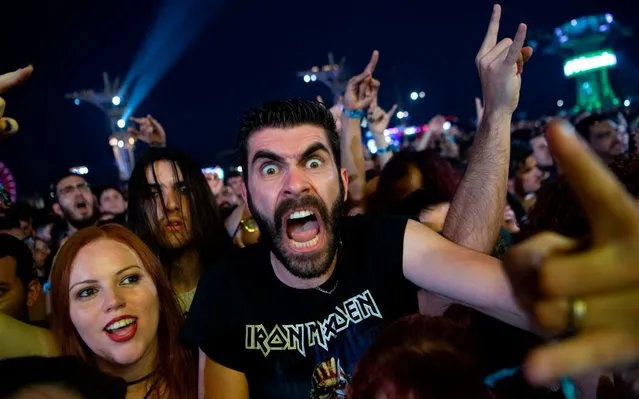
[184,6,540,397]
[51,173,98,241]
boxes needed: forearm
[442,110,511,252]
[341,115,367,202]
[372,133,392,169]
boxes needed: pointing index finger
[363,50,379,75]
[0,65,33,95]
[546,120,639,241]
[478,4,502,58]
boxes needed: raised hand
[128,114,166,147]
[476,5,533,115]
[504,120,639,386]
[366,98,397,136]
[344,50,381,111]
[0,65,33,138]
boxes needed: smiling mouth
[284,209,323,251]
[104,317,138,343]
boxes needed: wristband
[343,109,365,119]
[376,145,392,155]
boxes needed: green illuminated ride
[536,14,632,112]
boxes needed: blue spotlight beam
[121,0,225,120]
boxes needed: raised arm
[443,5,533,252]
[341,50,380,203]
[404,219,531,331]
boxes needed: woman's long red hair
[49,224,196,398]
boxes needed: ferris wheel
[0,161,17,203]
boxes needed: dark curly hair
[518,154,639,242]
[368,150,460,214]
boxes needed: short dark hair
[237,99,340,183]
[575,113,613,141]
[95,185,125,204]
[511,128,542,143]
[224,169,243,184]
[50,172,88,200]
[509,140,534,178]
[0,233,34,288]
[0,356,126,399]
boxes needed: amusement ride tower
[536,14,632,112]
[66,73,136,181]
[297,53,348,103]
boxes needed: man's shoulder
[342,213,409,233]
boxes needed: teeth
[289,210,314,220]
[106,318,136,331]
[289,235,319,248]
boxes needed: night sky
[1,0,637,195]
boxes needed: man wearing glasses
[50,172,98,241]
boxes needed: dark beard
[61,205,98,230]
[249,193,343,280]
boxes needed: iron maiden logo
[245,289,382,357]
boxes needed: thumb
[388,104,399,116]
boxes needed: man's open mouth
[75,201,89,213]
[283,208,323,251]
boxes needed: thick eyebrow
[251,150,285,167]
[69,265,142,291]
[300,142,330,161]
[251,142,330,167]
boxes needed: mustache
[274,195,329,232]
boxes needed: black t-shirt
[183,214,418,398]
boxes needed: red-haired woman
[0,224,196,398]
[46,224,197,398]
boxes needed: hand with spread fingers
[503,120,639,386]
[128,114,166,147]
[476,4,533,115]
[0,65,34,139]
[366,98,397,136]
[343,50,381,112]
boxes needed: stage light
[117,119,126,129]
[624,99,630,107]
[419,91,425,98]
[112,96,121,106]
[410,92,418,101]
[74,99,80,106]
[310,74,317,81]
[117,140,124,148]
[557,99,564,107]
[303,75,311,83]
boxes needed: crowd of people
[1,4,639,399]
